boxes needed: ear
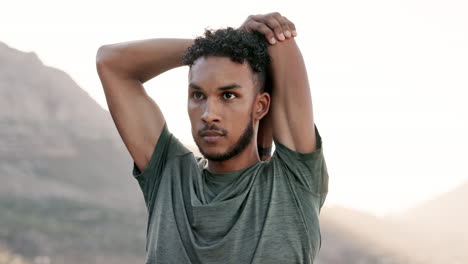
[254,92,271,120]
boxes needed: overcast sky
[2,0,467,216]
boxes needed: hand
[239,12,297,45]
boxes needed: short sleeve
[272,124,329,207]
[132,122,190,209]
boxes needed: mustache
[198,124,228,136]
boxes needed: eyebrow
[189,83,242,91]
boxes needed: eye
[223,92,237,100]
[192,92,205,100]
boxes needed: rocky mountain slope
[0,42,147,263]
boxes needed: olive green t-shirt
[132,123,329,264]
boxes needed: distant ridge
[0,42,122,158]
[322,179,468,264]
[0,41,139,206]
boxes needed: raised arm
[241,13,316,153]
[96,38,194,172]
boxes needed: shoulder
[161,124,191,155]
[272,123,323,164]
[268,124,328,196]
[132,123,192,177]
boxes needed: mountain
[0,41,140,207]
[0,41,147,263]
[396,179,468,229]
[316,209,405,264]
[0,42,405,263]
[322,180,468,264]
[387,180,468,264]
[317,207,409,264]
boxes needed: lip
[200,130,224,137]
[202,135,223,143]
[200,130,224,143]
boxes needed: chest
[145,162,319,263]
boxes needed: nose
[201,99,221,124]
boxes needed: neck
[207,143,260,173]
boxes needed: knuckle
[265,16,274,23]
[248,14,260,21]
[280,21,289,28]
[272,24,282,31]
[260,25,270,33]
[266,18,280,28]
[263,27,272,34]
[267,28,275,35]
[272,12,281,17]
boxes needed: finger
[239,24,253,33]
[282,16,297,37]
[249,21,277,44]
[239,14,262,33]
[272,13,292,39]
[238,25,248,32]
[263,13,286,41]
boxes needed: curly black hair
[182,27,271,93]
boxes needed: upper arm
[272,124,328,199]
[268,38,317,153]
[96,47,165,172]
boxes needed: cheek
[187,102,200,121]
[225,110,252,132]
[187,105,200,136]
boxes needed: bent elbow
[96,45,114,69]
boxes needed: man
[96,12,328,264]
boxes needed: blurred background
[0,0,467,263]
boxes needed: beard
[196,118,254,162]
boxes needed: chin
[199,145,227,157]
[201,151,233,162]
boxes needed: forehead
[189,56,254,86]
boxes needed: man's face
[187,56,258,161]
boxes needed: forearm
[239,12,316,153]
[256,40,304,158]
[268,39,311,102]
[96,38,194,83]
[268,38,316,152]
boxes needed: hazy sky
[2,0,467,216]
